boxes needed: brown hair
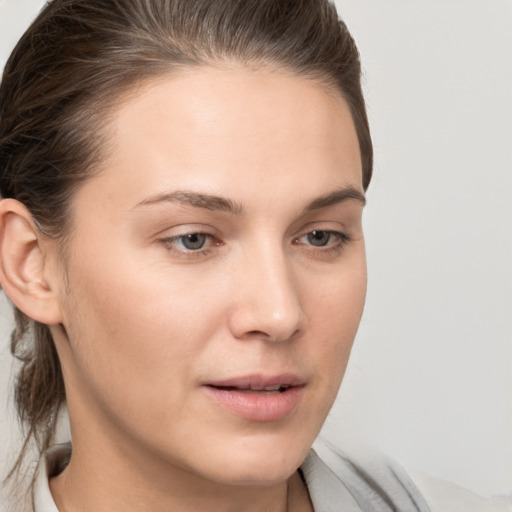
[0,0,372,490]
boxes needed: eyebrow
[133,190,245,215]
[303,186,366,212]
[133,186,365,214]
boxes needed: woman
[0,1,507,511]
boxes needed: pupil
[307,230,330,247]
[183,233,206,250]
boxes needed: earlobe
[0,199,63,325]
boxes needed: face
[51,66,366,486]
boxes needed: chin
[183,430,313,486]
[211,456,301,487]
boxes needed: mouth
[207,384,291,395]
[203,374,305,422]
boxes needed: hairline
[52,59,361,251]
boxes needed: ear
[0,198,63,325]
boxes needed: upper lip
[204,373,305,390]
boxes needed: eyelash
[160,233,218,259]
[293,230,351,255]
[160,229,351,259]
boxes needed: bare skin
[0,65,365,511]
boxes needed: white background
[0,0,511,501]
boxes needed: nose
[228,246,306,343]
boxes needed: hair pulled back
[0,0,372,485]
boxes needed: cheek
[65,274,206,372]
[303,257,367,391]
[60,251,224,418]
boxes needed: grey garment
[302,447,431,512]
[33,443,431,511]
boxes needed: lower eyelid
[160,232,225,257]
[296,230,349,244]
[161,229,349,254]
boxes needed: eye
[301,230,347,247]
[159,228,223,259]
[293,229,350,254]
[173,233,209,251]
[305,230,332,247]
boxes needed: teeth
[264,385,282,391]
[248,385,289,391]
[213,384,290,392]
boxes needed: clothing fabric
[31,443,511,511]
[301,446,430,512]
[408,468,512,512]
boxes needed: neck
[49,427,312,512]
[49,365,313,512]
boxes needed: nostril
[245,330,267,338]
[240,327,302,343]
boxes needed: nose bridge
[230,240,305,342]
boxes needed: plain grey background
[0,0,511,502]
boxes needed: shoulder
[408,469,512,512]
[301,443,430,512]
[33,443,71,512]
[301,442,512,512]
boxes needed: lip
[203,373,305,422]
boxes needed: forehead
[79,65,362,215]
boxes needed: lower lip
[203,385,303,422]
